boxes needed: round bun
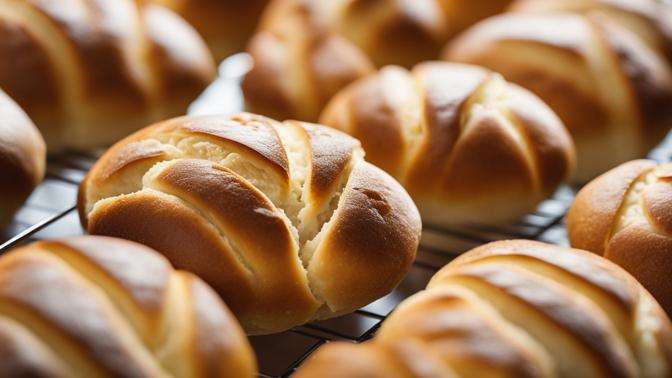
[241,0,374,122]
[0,0,216,150]
[320,62,575,226]
[296,240,672,377]
[0,236,256,377]
[78,112,421,334]
[510,0,672,65]
[444,11,672,182]
[332,0,515,68]
[568,159,672,317]
[0,89,45,228]
[151,0,270,61]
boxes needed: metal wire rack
[2,54,671,377]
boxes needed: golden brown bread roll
[568,159,672,318]
[150,0,270,61]
[0,89,45,229]
[511,0,672,65]
[241,0,374,122]
[332,0,515,68]
[296,240,672,377]
[0,235,256,377]
[320,62,575,227]
[78,112,421,334]
[0,0,216,150]
[444,11,672,182]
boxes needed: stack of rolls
[320,62,576,226]
[0,236,256,377]
[0,0,216,150]
[296,240,672,377]
[78,112,422,334]
[150,0,270,61]
[444,0,672,182]
[0,89,45,229]
[568,159,672,318]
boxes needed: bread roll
[0,235,256,377]
[0,89,45,229]
[332,0,515,68]
[296,240,672,377]
[445,12,672,182]
[511,0,672,65]
[568,159,672,318]
[241,0,374,122]
[0,0,216,150]
[78,112,421,334]
[320,62,575,226]
[151,0,270,61]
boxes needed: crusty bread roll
[444,11,672,182]
[241,0,374,122]
[568,159,672,318]
[320,62,575,226]
[150,0,269,61]
[78,112,421,334]
[0,0,216,150]
[296,240,672,377]
[332,0,514,68]
[0,89,45,229]
[0,236,256,377]
[511,0,672,65]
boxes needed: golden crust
[150,0,270,61]
[0,0,215,150]
[296,240,672,377]
[79,113,421,334]
[445,11,672,182]
[320,62,575,226]
[242,0,374,122]
[0,236,256,377]
[0,89,45,228]
[330,0,515,68]
[568,159,672,317]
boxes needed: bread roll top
[296,240,672,378]
[0,236,256,378]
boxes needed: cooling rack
[3,54,671,378]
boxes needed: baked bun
[332,0,514,68]
[320,62,575,226]
[0,236,256,377]
[444,12,672,182]
[296,240,672,377]
[0,0,216,150]
[568,159,672,317]
[510,0,672,65]
[0,89,45,228]
[78,112,421,334]
[241,0,374,122]
[150,0,270,61]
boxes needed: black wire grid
[3,55,672,377]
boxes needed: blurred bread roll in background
[241,0,374,122]
[320,62,575,226]
[568,159,672,317]
[0,236,256,377]
[296,240,672,377]
[0,0,216,150]
[0,89,45,229]
[151,0,270,61]
[445,10,672,182]
[332,0,515,68]
[78,113,421,334]
[511,0,672,65]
